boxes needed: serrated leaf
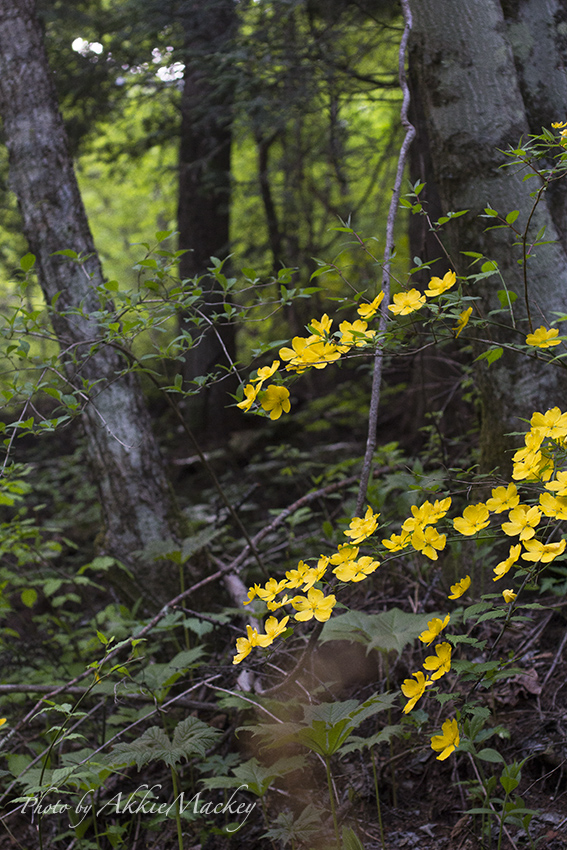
[171,716,220,757]
[319,608,435,655]
[110,717,219,770]
[463,601,492,621]
[203,756,304,796]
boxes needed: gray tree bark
[0,0,181,601]
[409,0,567,471]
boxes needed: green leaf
[342,826,365,850]
[110,717,219,770]
[475,347,503,366]
[310,265,333,279]
[21,588,37,608]
[505,210,519,224]
[203,756,305,797]
[320,607,437,656]
[477,748,505,764]
[481,260,498,272]
[501,774,520,794]
[52,249,79,259]
[20,253,36,272]
[497,289,517,309]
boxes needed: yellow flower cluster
[388,270,457,318]
[236,359,291,420]
[233,506,381,664]
[236,273,466,422]
[382,498,451,560]
[401,603,461,759]
[279,313,377,373]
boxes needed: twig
[355,0,416,516]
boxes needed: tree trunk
[177,0,238,437]
[0,0,181,602]
[409,0,567,472]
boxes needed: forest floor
[2,368,567,850]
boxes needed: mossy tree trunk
[0,0,181,601]
[409,0,567,472]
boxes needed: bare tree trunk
[177,0,238,437]
[409,0,567,472]
[0,0,181,601]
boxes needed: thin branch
[355,0,416,516]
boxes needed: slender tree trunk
[409,0,567,472]
[177,0,238,437]
[0,0,180,601]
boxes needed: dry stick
[355,0,416,517]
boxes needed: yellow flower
[526,326,561,348]
[243,583,261,605]
[309,314,333,336]
[292,587,336,622]
[521,538,566,563]
[486,483,519,513]
[493,544,522,580]
[419,614,450,647]
[539,492,567,520]
[329,544,360,565]
[337,319,376,351]
[284,560,312,589]
[260,385,291,420]
[279,336,341,372]
[388,288,426,316]
[0,718,6,728]
[410,526,446,560]
[431,718,460,761]
[261,615,290,642]
[501,504,541,540]
[402,498,450,532]
[453,503,490,536]
[232,625,271,665]
[531,407,567,441]
[256,577,288,604]
[254,360,280,387]
[448,575,471,599]
[357,292,385,319]
[423,642,452,680]
[502,589,517,603]
[333,555,380,582]
[382,531,411,551]
[552,121,567,128]
[344,505,379,544]
[512,431,551,482]
[301,558,329,591]
[237,383,260,412]
[424,270,456,297]
[401,671,432,713]
[266,595,289,611]
[545,470,567,497]
[455,307,472,337]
